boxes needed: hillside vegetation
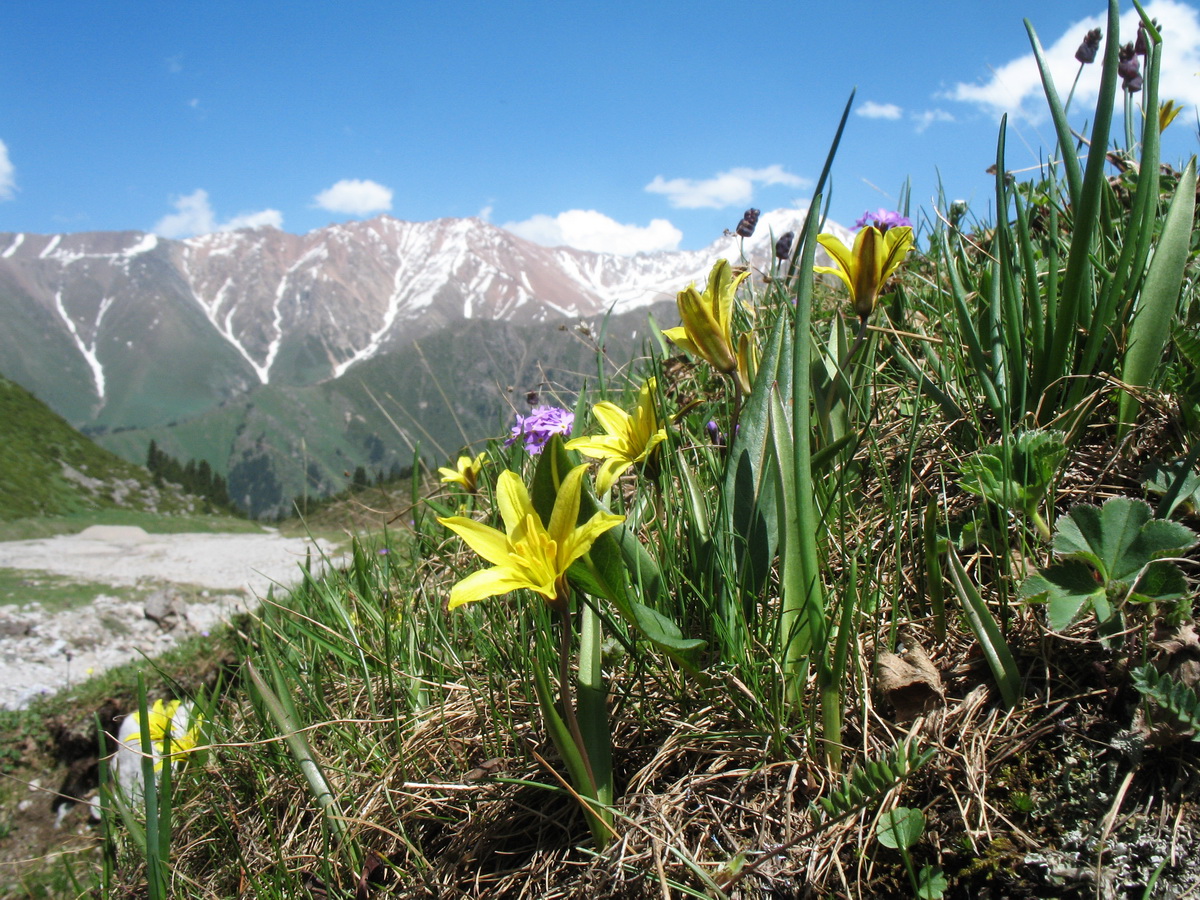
[95,308,670,518]
[0,376,202,522]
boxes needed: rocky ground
[0,525,337,708]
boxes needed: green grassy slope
[97,305,673,517]
[0,375,201,521]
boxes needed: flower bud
[735,208,760,238]
[774,231,794,261]
[1075,28,1102,64]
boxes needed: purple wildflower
[735,208,760,238]
[505,405,575,455]
[1075,27,1102,64]
[854,209,912,232]
[774,231,795,261]
[378,548,389,555]
[1118,42,1140,90]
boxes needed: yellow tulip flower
[814,225,914,320]
[566,378,668,494]
[1159,99,1182,134]
[438,466,624,612]
[438,451,487,492]
[118,700,202,771]
[662,259,752,392]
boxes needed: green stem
[577,600,614,820]
[558,604,596,793]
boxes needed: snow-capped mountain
[0,209,853,515]
[0,209,845,427]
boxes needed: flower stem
[558,603,597,794]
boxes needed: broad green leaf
[1119,157,1196,435]
[918,865,949,900]
[1019,559,1105,631]
[723,308,788,595]
[1144,457,1200,519]
[876,807,925,850]
[1052,497,1197,583]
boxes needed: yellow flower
[119,699,202,772]
[438,452,487,492]
[438,465,624,611]
[662,259,751,392]
[1160,99,1182,133]
[814,226,914,320]
[566,379,669,494]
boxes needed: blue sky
[2,1,1199,253]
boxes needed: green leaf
[724,305,790,599]
[1119,157,1197,436]
[946,546,1022,708]
[1019,559,1105,631]
[1144,457,1200,519]
[918,865,949,900]
[1052,497,1197,583]
[876,807,925,850]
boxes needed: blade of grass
[946,546,1021,708]
[1118,157,1196,435]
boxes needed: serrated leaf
[1020,559,1105,631]
[1052,497,1197,582]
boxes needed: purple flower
[378,548,389,555]
[735,208,761,238]
[505,405,575,455]
[1075,27,1102,64]
[855,209,912,232]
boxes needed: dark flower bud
[774,231,794,261]
[1135,18,1158,56]
[1124,73,1143,93]
[735,208,760,238]
[1075,27,1102,64]
[1118,42,1140,82]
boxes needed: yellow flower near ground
[815,225,914,320]
[437,465,624,611]
[566,379,668,494]
[113,699,203,801]
[438,452,487,492]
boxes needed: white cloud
[858,101,904,120]
[478,204,493,222]
[224,208,283,231]
[0,140,15,201]
[644,164,809,209]
[912,108,955,132]
[943,0,1200,121]
[153,189,282,238]
[504,209,682,255]
[312,178,393,215]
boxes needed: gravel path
[0,526,338,708]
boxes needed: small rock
[143,590,187,631]
[0,618,31,637]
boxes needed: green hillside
[96,305,672,517]
[0,375,201,521]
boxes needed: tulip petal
[494,469,535,534]
[448,566,546,608]
[548,465,586,545]
[558,510,625,571]
[590,401,631,437]
[594,457,631,495]
[437,516,513,568]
